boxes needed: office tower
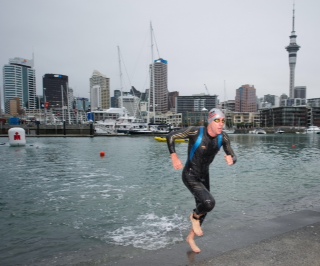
[285,5,301,98]
[3,57,36,115]
[168,91,179,112]
[130,86,142,99]
[42,74,69,110]
[294,86,306,99]
[74,97,90,112]
[90,85,101,110]
[235,84,257,112]
[150,58,168,114]
[176,95,218,113]
[111,90,119,108]
[119,95,140,116]
[263,94,280,107]
[90,70,110,110]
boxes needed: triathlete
[166,108,237,253]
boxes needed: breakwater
[0,124,93,136]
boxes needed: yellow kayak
[154,136,188,143]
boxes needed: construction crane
[204,84,210,95]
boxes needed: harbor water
[0,134,320,265]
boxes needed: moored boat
[129,124,170,135]
[249,128,267,134]
[275,128,285,134]
[306,126,320,134]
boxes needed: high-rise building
[90,85,101,110]
[3,57,36,115]
[150,58,168,114]
[42,74,69,110]
[111,89,121,108]
[263,94,280,107]
[176,94,218,126]
[235,84,257,112]
[90,70,110,110]
[168,91,179,112]
[118,95,140,117]
[294,86,306,99]
[285,5,300,98]
[176,95,218,114]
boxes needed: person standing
[166,108,237,253]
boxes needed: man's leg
[186,229,201,253]
[183,171,215,237]
[190,213,204,236]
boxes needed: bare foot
[186,231,201,253]
[190,214,203,236]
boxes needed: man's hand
[171,153,184,170]
[225,155,234,166]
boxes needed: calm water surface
[0,134,320,265]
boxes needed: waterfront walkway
[112,209,320,266]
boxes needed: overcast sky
[1,0,319,103]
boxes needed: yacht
[249,128,267,134]
[305,126,320,134]
[275,128,285,134]
[89,108,147,135]
[129,123,170,135]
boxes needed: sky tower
[285,4,301,98]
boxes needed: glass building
[149,58,168,114]
[3,57,36,115]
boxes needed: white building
[118,95,140,117]
[2,57,36,115]
[90,85,101,110]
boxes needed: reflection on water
[0,134,319,264]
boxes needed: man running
[166,108,237,253]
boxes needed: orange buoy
[100,151,106,157]
[292,144,296,149]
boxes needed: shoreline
[109,209,320,266]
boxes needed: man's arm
[166,127,197,170]
[222,132,237,165]
[171,153,184,170]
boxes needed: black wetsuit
[166,126,237,225]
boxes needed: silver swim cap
[208,108,225,124]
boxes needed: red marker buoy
[292,145,296,149]
[100,151,106,157]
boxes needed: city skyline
[1,0,319,105]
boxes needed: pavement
[111,209,320,266]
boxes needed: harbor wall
[0,124,92,136]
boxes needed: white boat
[129,124,170,135]
[249,128,266,134]
[90,108,147,135]
[305,126,320,134]
[115,114,147,134]
[275,128,285,134]
[94,119,116,135]
[223,129,235,134]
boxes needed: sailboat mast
[61,85,65,122]
[67,82,71,124]
[150,22,156,123]
[117,46,124,109]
